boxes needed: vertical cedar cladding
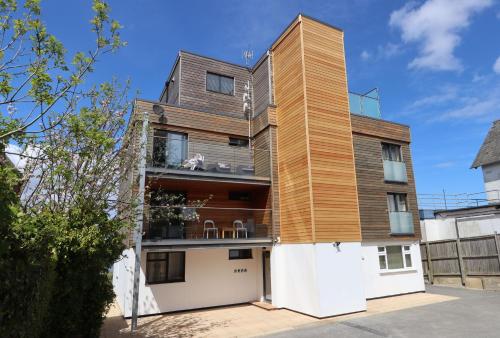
[272,15,361,243]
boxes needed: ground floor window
[378,245,412,270]
[146,251,185,284]
[229,249,252,260]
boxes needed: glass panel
[405,253,412,267]
[396,194,408,212]
[379,255,387,269]
[153,136,167,167]
[387,246,404,269]
[348,93,363,115]
[220,76,234,95]
[404,245,410,251]
[167,252,185,281]
[377,246,385,252]
[206,73,219,92]
[147,260,166,283]
[387,194,397,212]
[383,160,408,182]
[167,133,187,167]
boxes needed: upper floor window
[229,137,249,147]
[206,72,234,95]
[153,130,188,168]
[382,143,402,162]
[387,193,408,212]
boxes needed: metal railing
[349,88,381,119]
[143,206,273,241]
[150,136,271,177]
[418,190,500,211]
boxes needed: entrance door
[263,251,272,302]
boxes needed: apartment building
[113,14,424,319]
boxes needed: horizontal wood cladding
[134,99,248,136]
[252,55,271,117]
[272,21,314,243]
[178,52,251,118]
[301,16,361,242]
[351,114,411,143]
[251,106,277,137]
[352,132,421,241]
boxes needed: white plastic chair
[203,220,218,239]
[233,220,247,238]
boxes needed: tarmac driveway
[266,285,500,338]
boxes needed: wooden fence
[420,234,500,284]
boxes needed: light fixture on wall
[332,242,341,252]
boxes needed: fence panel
[421,234,500,283]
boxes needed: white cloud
[494,56,500,74]
[390,0,493,71]
[360,50,371,60]
[434,161,455,168]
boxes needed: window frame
[228,249,253,260]
[146,251,186,285]
[387,193,409,212]
[381,142,403,162]
[228,137,249,147]
[377,245,413,271]
[206,71,235,96]
[152,130,188,168]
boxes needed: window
[228,191,251,201]
[378,245,412,270]
[382,143,403,162]
[206,72,234,95]
[229,137,249,147]
[229,249,252,260]
[387,193,408,212]
[153,130,187,168]
[146,252,185,284]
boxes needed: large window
[146,252,185,284]
[153,130,187,168]
[387,193,408,212]
[378,245,412,270]
[382,143,403,162]
[206,72,234,95]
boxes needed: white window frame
[377,245,413,272]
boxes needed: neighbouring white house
[420,119,500,242]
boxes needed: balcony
[383,160,408,183]
[389,211,414,234]
[149,135,270,182]
[349,88,381,119]
[143,206,273,246]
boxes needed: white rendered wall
[113,247,263,317]
[271,243,366,318]
[482,163,500,202]
[361,241,425,299]
[421,215,500,242]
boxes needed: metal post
[454,218,466,286]
[443,189,447,210]
[131,112,148,332]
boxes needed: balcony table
[221,227,235,239]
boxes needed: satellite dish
[152,104,165,115]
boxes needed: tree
[0,1,135,337]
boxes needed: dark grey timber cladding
[252,54,271,117]
[179,51,251,118]
[166,61,180,105]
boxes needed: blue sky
[41,0,500,196]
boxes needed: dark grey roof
[471,119,500,168]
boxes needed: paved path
[265,285,500,338]
[101,287,456,337]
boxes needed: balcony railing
[150,136,270,178]
[383,160,408,183]
[349,88,381,119]
[389,211,414,234]
[143,206,273,241]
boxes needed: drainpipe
[131,112,148,331]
